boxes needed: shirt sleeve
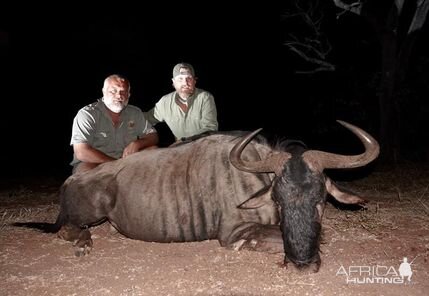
[70,108,96,145]
[139,112,157,137]
[143,107,161,125]
[199,93,219,133]
[152,94,172,123]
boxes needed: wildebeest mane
[273,138,307,155]
[173,130,269,147]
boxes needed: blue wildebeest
[14,120,379,272]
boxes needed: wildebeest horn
[302,120,380,172]
[230,128,291,175]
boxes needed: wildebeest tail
[12,213,64,233]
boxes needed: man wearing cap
[144,62,218,141]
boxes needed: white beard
[103,98,129,113]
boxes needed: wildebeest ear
[325,177,367,205]
[238,185,273,209]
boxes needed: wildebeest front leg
[224,223,284,253]
[57,224,93,257]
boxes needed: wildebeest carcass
[14,120,379,272]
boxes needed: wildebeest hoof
[58,225,81,241]
[108,224,119,235]
[72,230,93,257]
[249,239,258,248]
[74,245,92,257]
[73,240,92,257]
[231,239,246,251]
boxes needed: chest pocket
[93,130,112,150]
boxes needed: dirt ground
[1,164,428,296]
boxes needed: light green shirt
[144,88,218,139]
[70,99,155,165]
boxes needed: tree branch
[332,0,363,15]
[283,0,335,74]
[408,0,429,34]
[285,41,336,73]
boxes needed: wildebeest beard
[273,156,325,269]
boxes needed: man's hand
[122,140,140,158]
[122,133,159,158]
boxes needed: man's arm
[199,94,219,132]
[143,108,161,125]
[122,132,159,157]
[137,131,159,149]
[73,143,117,164]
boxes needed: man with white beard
[70,74,158,174]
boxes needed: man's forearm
[137,132,159,150]
[74,143,117,163]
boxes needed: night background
[2,2,429,180]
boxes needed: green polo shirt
[144,88,218,139]
[70,99,155,166]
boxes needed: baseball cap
[172,63,195,78]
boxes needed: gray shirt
[144,88,218,139]
[70,99,155,166]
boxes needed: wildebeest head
[229,120,380,272]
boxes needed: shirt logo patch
[128,121,135,129]
[100,132,107,137]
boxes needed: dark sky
[4,3,429,179]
